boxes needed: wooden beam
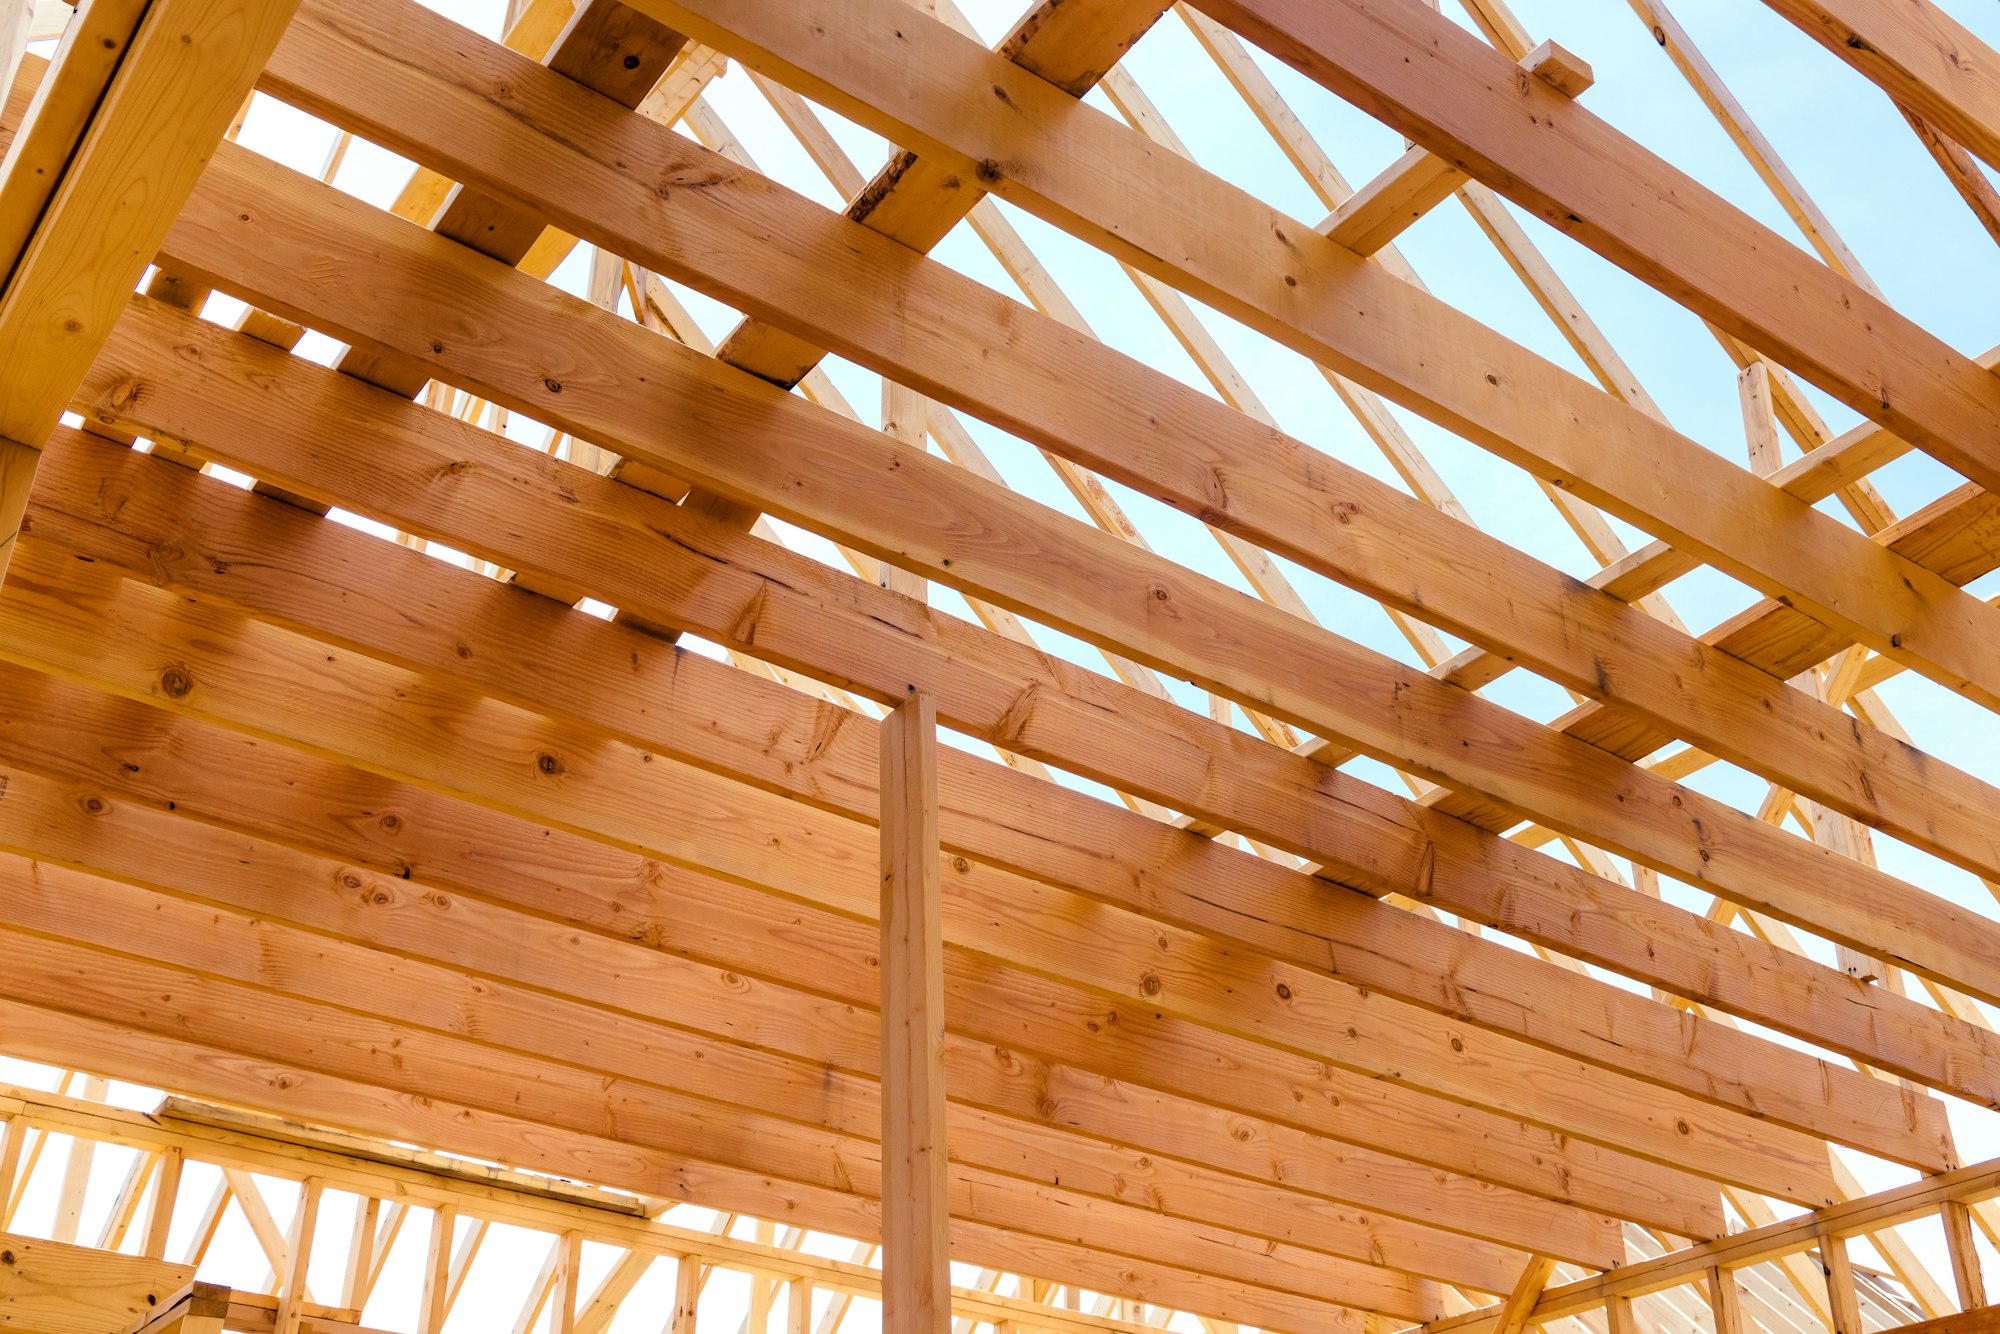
[0,456,1877,1207]
[0,665,1616,1278]
[614,0,2000,725]
[1760,0,2000,175]
[0,1231,193,1333]
[1492,1257,1557,1334]
[881,692,950,1334]
[21,420,1944,1184]
[64,298,2000,1133]
[0,0,298,580]
[1183,0,2000,501]
[0,1081,1358,1334]
[1943,1201,1988,1311]
[1425,1157,2000,1333]
[146,135,2000,1010]
[241,0,2000,923]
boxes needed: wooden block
[1521,39,1594,98]
[0,1231,193,1334]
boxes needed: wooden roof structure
[0,0,1997,1330]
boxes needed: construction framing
[0,0,1996,1330]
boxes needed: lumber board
[17,423,1954,1170]
[245,0,2000,901]
[879,693,951,1334]
[0,663,1630,1268]
[67,298,2000,1126]
[0,538,1778,1218]
[1184,0,2000,502]
[1759,0,2000,176]
[142,145,2000,1008]
[0,1232,192,1334]
[0,0,298,582]
[612,0,2000,724]
[0,895,1391,1331]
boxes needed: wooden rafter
[0,0,1992,1329]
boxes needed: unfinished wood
[0,1231,193,1334]
[1492,1257,1557,1334]
[0,547,1762,1234]
[1185,0,2000,501]
[0,667,1619,1278]
[616,0,2000,725]
[66,300,2000,1138]
[1,441,1889,1207]
[2,1081,1356,1334]
[0,827,1446,1321]
[1322,145,1465,254]
[881,692,950,1334]
[245,0,2000,916]
[146,143,2000,1012]
[1426,1157,2000,1333]
[21,420,1940,1181]
[1760,0,2000,175]
[1944,1201,1988,1311]
[0,0,298,580]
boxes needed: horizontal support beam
[18,420,1946,1179]
[66,294,2000,1139]
[146,131,2000,1010]
[1429,1159,2000,1333]
[0,1085,1210,1334]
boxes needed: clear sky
[13,0,2000,1328]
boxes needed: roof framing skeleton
[0,0,1996,1330]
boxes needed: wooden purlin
[150,131,2000,1013]
[9,434,1942,1203]
[414,0,2000,928]
[0,538,1777,1228]
[1758,0,2000,176]
[1187,0,2000,504]
[0,678,1642,1269]
[637,0,2000,731]
[671,0,1172,531]
[7,422,1963,1183]
[0,1083,1244,1334]
[63,296,2000,1135]
[0,0,300,580]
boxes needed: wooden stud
[274,1178,323,1334]
[881,691,949,1334]
[419,1204,457,1334]
[1492,1255,1557,1334]
[1705,1265,1744,1334]
[143,1146,184,1261]
[671,1255,701,1334]
[1822,1233,1864,1334]
[1943,1200,1987,1310]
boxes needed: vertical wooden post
[549,1228,584,1334]
[1822,1234,1863,1334]
[0,1117,24,1229]
[275,1178,323,1334]
[670,1255,701,1334]
[419,1204,457,1334]
[1942,1199,1988,1310]
[1603,1294,1636,1334]
[342,1196,382,1309]
[877,380,929,603]
[1705,1265,1744,1334]
[881,690,949,1334]
[788,1278,813,1334]
[1737,361,1781,476]
[142,1147,183,1260]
